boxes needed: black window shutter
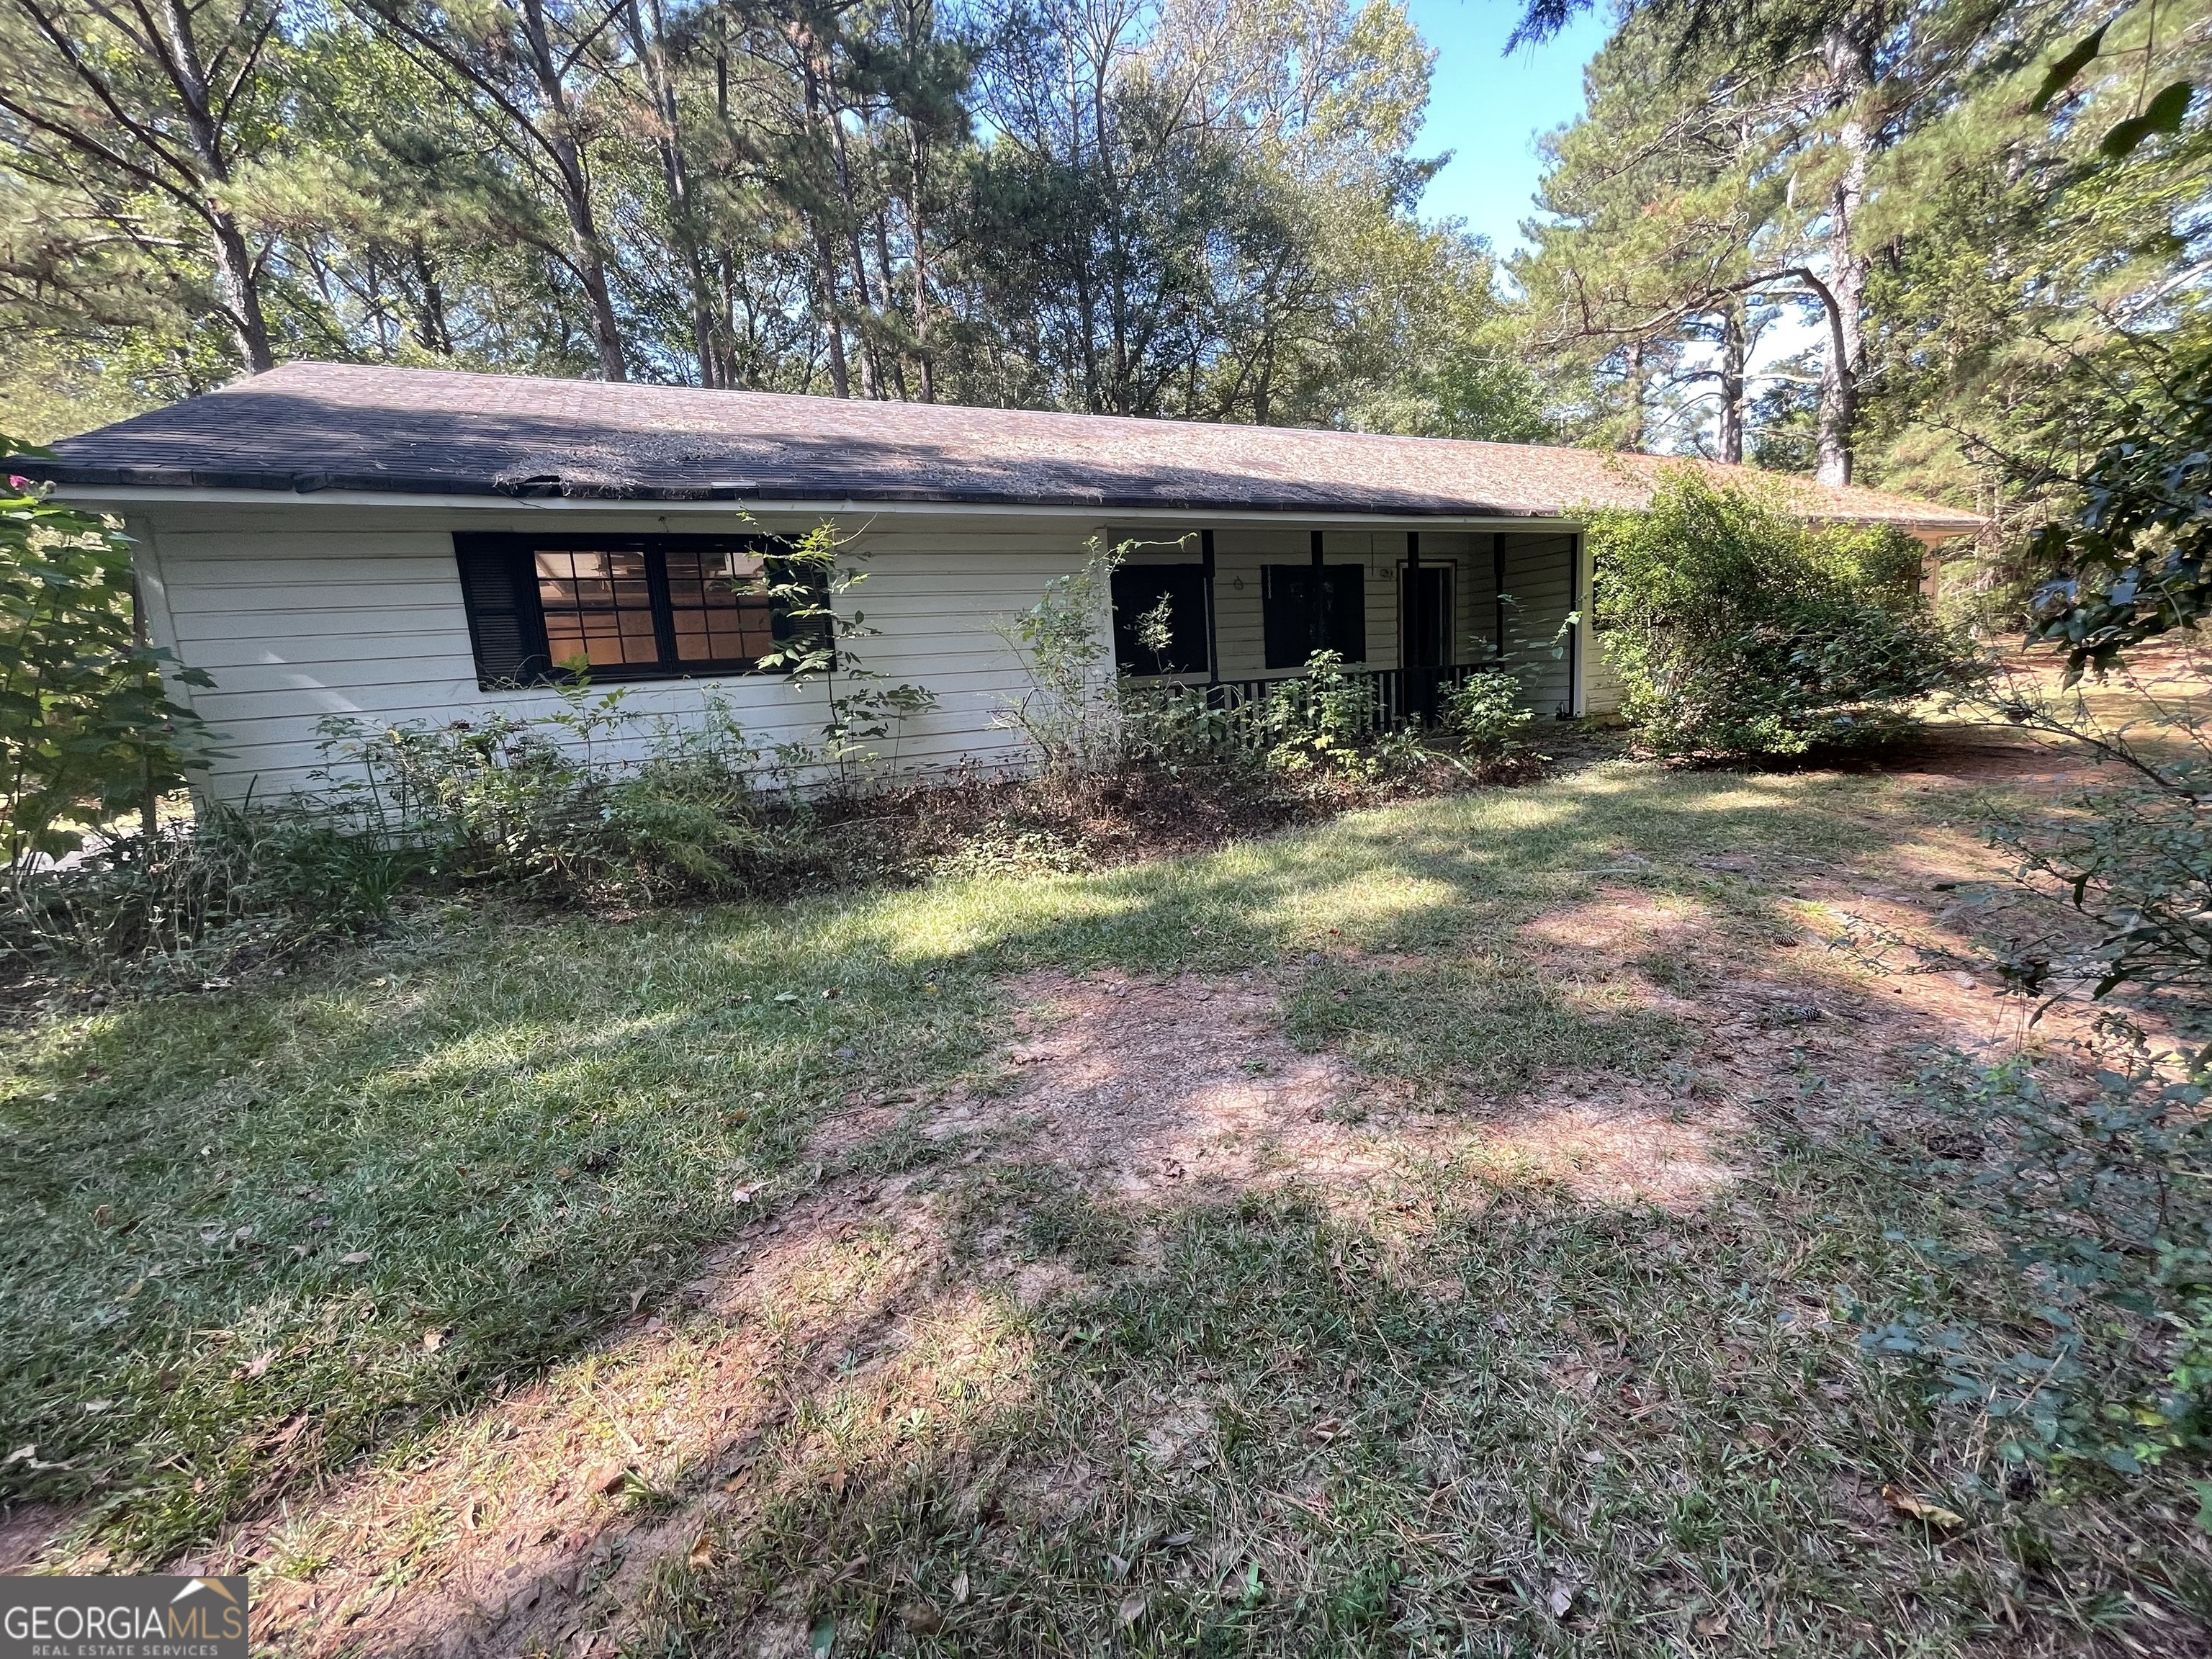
[1263,566,1313,669]
[1325,565,1366,662]
[453,536,549,688]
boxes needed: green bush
[1588,469,1968,759]
[1119,678,1258,773]
[1,807,412,987]
[1256,652,1382,776]
[313,691,812,904]
[1439,669,1534,760]
[1863,1059,2211,1483]
[0,462,215,865]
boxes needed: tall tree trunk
[629,0,717,386]
[1719,300,1746,464]
[1816,24,1874,487]
[829,115,881,399]
[873,212,909,398]
[210,215,274,372]
[906,123,935,401]
[793,42,854,397]
[410,240,452,355]
[1624,338,1648,450]
[160,0,273,371]
[814,238,851,397]
[518,0,626,381]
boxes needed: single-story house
[9,363,1982,801]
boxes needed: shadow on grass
[0,755,2049,1577]
[249,1144,2211,1657]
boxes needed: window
[454,534,819,688]
[1262,564,1366,670]
[1110,564,1210,675]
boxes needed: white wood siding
[132,508,1105,801]
[129,504,1592,804]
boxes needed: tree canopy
[0,0,1545,437]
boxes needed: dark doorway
[1401,564,1452,724]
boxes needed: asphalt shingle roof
[8,361,1982,530]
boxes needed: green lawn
[4,754,2206,1654]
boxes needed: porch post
[1492,532,1508,662]
[1568,530,1585,717]
[1404,530,1421,724]
[1308,529,1326,661]
[1201,527,1219,688]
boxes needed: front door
[1401,565,1451,724]
[1401,565,1451,668]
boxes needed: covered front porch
[1106,523,1594,726]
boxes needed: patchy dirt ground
[12,712,2204,1656]
[189,746,2139,1657]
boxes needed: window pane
[1110,565,1209,675]
[667,547,774,664]
[536,548,656,669]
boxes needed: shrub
[0,462,215,866]
[1863,1058,2211,1483]
[1255,652,1379,775]
[1588,468,1968,759]
[1120,679,1256,773]
[312,691,813,904]
[1439,670,1534,760]
[1,808,412,988]
[994,544,1125,775]
[1954,642,2210,1053]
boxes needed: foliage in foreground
[0,462,212,866]
[1867,1058,2212,1485]
[1589,469,1968,759]
[2028,347,2212,683]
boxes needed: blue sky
[1400,0,1614,253]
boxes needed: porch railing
[1130,663,1492,739]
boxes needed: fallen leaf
[686,1531,713,1570]
[238,1349,277,1380]
[1881,1485,1965,1529]
[897,1602,942,1634]
[91,1205,112,1227]
[1694,1611,1730,1637]
[583,1462,631,1496]
[1118,1593,1146,1626]
[1161,1532,1195,1548]
[117,1277,145,1301]
[337,1251,371,1267]
[267,1413,307,1448]
[423,1329,447,1354]
[1546,1583,1576,1618]
[950,1569,969,1605]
